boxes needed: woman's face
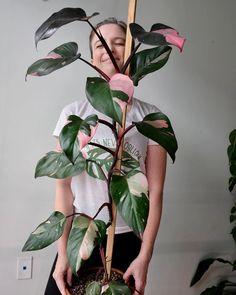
[90,23,126,78]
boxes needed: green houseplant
[190,129,236,295]
[22,7,185,294]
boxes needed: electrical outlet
[16,256,32,280]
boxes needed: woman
[44,18,167,295]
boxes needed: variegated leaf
[22,211,66,251]
[67,216,106,274]
[86,77,129,126]
[86,148,140,180]
[110,170,149,237]
[86,281,101,295]
[60,114,98,163]
[134,112,177,162]
[26,42,80,78]
[35,150,86,179]
[102,281,132,295]
[130,46,172,86]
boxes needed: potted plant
[190,129,236,295]
[22,7,185,294]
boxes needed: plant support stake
[105,0,137,279]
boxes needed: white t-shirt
[53,97,159,233]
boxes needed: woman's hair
[89,17,127,58]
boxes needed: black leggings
[44,232,141,295]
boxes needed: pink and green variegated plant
[22,7,185,294]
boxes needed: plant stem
[93,202,111,220]
[78,56,110,81]
[99,119,118,140]
[87,20,121,74]
[118,123,135,145]
[100,247,109,284]
[121,42,141,74]
[88,142,115,156]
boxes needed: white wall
[0,0,235,294]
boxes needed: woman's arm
[123,144,167,294]
[52,177,74,295]
[52,141,74,295]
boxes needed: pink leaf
[145,119,168,129]
[109,73,134,110]
[43,52,62,60]
[153,28,185,52]
[78,124,98,150]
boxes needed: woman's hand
[123,255,149,295]
[53,255,72,295]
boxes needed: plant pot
[66,267,125,295]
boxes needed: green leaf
[22,211,66,251]
[134,112,178,162]
[230,164,236,176]
[229,176,236,192]
[86,160,107,181]
[110,170,149,237]
[190,258,232,287]
[129,23,167,46]
[130,46,172,86]
[67,216,106,274]
[103,282,131,295]
[86,281,101,295]
[229,129,236,145]
[86,77,124,126]
[230,226,236,244]
[121,151,140,171]
[86,147,140,180]
[35,151,86,179]
[26,42,80,78]
[200,281,228,295]
[60,114,98,163]
[35,8,99,47]
[231,205,236,214]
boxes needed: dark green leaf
[129,23,167,46]
[60,114,98,162]
[85,281,101,295]
[35,8,99,47]
[26,42,80,78]
[200,286,222,295]
[231,206,236,214]
[67,216,106,274]
[200,281,228,295]
[130,46,172,86]
[230,164,236,176]
[35,151,86,179]
[190,259,232,287]
[229,177,236,192]
[230,214,236,223]
[22,211,66,251]
[229,130,236,145]
[134,112,178,162]
[233,260,236,270]
[110,170,149,237]
[86,77,124,126]
[230,226,236,244]
[103,281,132,295]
